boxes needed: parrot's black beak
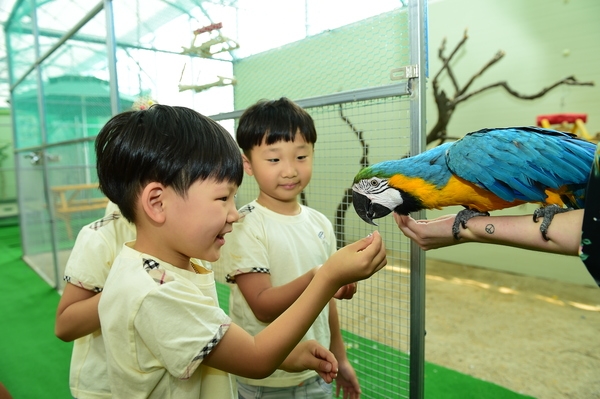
[352,191,393,225]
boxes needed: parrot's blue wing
[446,126,595,206]
[370,142,453,185]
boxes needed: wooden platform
[51,183,107,239]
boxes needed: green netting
[5,1,425,397]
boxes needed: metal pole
[30,0,62,289]
[408,0,428,398]
[104,0,120,115]
[10,1,104,91]
[210,83,410,122]
[4,0,27,252]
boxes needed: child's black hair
[95,104,243,222]
[236,97,317,156]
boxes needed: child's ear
[242,154,254,176]
[140,182,166,223]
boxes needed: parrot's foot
[453,208,490,240]
[532,204,570,241]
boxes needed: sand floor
[413,260,600,399]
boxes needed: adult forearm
[459,210,583,255]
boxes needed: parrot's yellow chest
[388,174,524,212]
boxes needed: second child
[218,98,363,398]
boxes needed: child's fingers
[311,345,338,383]
[354,232,387,275]
[357,230,382,252]
[360,231,385,260]
[335,283,358,299]
[350,231,376,252]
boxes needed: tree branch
[458,50,505,96]
[455,75,594,104]
[434,29,468,93]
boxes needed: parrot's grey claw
[533,204,570,241]
[452,208,490,240]
[451,223,461,241]
[541,230,550,241]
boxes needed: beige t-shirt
[63,209,136,399]
[99,244,235,399]
[217,200,337,388]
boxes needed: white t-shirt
[99,244,235,399]
[63,209,136,399]
[217,200,337,387]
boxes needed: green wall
[232,1,599,285]
[426,0,599,135]
[232,9,409,109]
[425,0,599,285]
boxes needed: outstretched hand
[393,213,458,250]
[280,340,339,383]
[321,231,387,288]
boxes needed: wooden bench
[51,183,108,239]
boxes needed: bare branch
[427,30,595,146]
[455,75,594,104]
[433,29,468,92]
[458,50,505,96]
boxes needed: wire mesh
[309,98,413,399]
[215,95,414,398]
[6,0,424,396]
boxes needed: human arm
[203,231,387,379]
[236,269,358,323]
[329,299,361,398]
[55,283,101,341]
[280,339,339,383]
[55,214,132,342]
[235,267,319,323]
[393,210,582,255]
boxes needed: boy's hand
[321,231,387,288]
[280,340,339,383]
[334,283,358,300]
[335,359,361,399]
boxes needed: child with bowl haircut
[218,97,363,398]
[95,104,387,398]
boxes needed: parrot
[351,126,596,240]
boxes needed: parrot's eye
[369,178,379,187]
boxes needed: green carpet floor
[0,224,72,398]
[0,223,535,398]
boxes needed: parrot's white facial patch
[352,177,403,211]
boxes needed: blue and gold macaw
[352,126,596,240]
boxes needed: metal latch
[390,65,419,80]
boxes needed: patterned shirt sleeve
[219,208,271,284]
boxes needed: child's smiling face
[164,177,239,264]
[243,131,314,215]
